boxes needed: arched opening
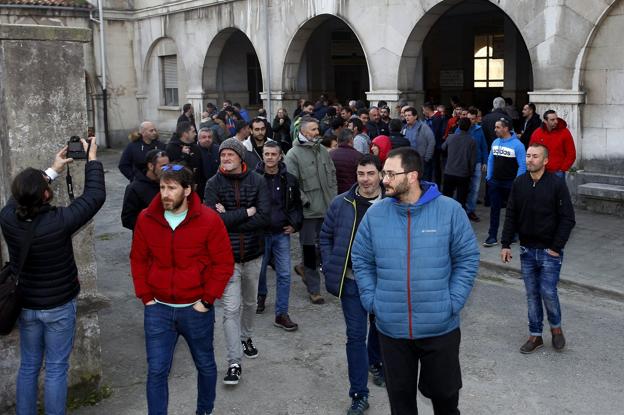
[203,29,263,109]
[400,0,532,113]
[581,0,624,174]
[283,15,370,105]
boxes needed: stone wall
[0,23,105,413]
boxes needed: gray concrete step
[578,182,624,201]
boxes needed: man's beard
[162,194,185,211]
[386,177,410,200]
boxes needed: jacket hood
[242,136,275,151]
[295,132,320,148]
[541,117,568,132]
[134,169,157,185]
[218,162,250,179]
[497,131,520,142]
[391,181,441,210]
[371,135,392,162]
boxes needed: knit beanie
[219,137,246,161]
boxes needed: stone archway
[398,0,533,112]
[202,28,263,109]
[282,14,370,105]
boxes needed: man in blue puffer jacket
[352,147,479,415]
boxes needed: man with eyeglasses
[351,147,479,415]
[204,137,270,386]
[320,154,385,415]
[121,149,170,230]
[483,118,526,247]
[130,164,234,415]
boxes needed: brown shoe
[520,336,544,354]
[551,328,566,351]
[294,263,305,277]
[274,314,298,331]
[309,293,325,305]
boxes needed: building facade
[1,0,623,212]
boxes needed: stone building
[1,0,623,200]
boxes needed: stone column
[261,90,302,120]
[0,24,107,412]
[186,89,204,127]
[528,90,586,167]
[367,90,425,118]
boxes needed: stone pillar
[186,89,204,126]
[528,90,586,168]
[367,90,425,118]
[0,24,107,412]
[261,90,301,120]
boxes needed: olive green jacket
[284,134,337,219]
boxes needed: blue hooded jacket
[351,182,480,339]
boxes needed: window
[474,34,504,88]
[161,55,179,106]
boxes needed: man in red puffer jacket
[130,164,234,415]
[529,110,576,178]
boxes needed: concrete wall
[581,0,624,175]
[0,24,105,413]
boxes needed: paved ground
[74,149,624,414]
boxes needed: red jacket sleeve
[130,213,154,304]
[201,210,235,304]
[561,129,577,171]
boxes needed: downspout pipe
[97,0,110,147]
[264,0,271,119]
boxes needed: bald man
[119,121,167,181]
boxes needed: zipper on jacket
[234,179,245,260]
[406,210,413,339]
[337,198,357,298]
[170,229,176,302]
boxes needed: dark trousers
[379,329,462,415]
[443,174,471,208]
[487,178,514,240]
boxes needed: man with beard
[320,154,386,415]
[204,138,270,386]
[130,164,234,415]
[351,147,479,415]
[121,149,170,230]
[243,118,274,169]
[255,141,303,330]
[119,121,166,181]
[166,121,205,197]
[367,106,389,139]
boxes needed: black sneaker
[256,294,266,314]
[483,236,498,247]
[347,393,369,415]
[520,336,544,354]
[223,363,241,385]
[369,363,385,387]
[242,338,258,359]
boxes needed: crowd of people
[0,94,577,415]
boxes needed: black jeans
[443,174,471,208]
[379,329,462,415]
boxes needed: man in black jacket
[121,149,169,230]
[0,140,105,414]
[500,143,575,354]
[519,102,541,149]
[204,137,270,386]
[166,121,205,198]
[118,121,166,181]
[254,141,303,331]
[387,119,411,149]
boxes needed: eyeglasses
[161,164,185,171]
[380,170,414,180]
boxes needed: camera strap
[65,139,92,202]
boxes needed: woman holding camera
[0,139,105,415]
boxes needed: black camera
[67,136,87,160]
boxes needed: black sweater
[501,172,575,253]
[0,161,106,309]
[121,170,160,230]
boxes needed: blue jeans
[17,298,77,415]
[258,233,292,315]
[466,162,482,214]
[487,178,514,240]
[519,247,563,336]
[340,278,382,398]
[144,303,216,415]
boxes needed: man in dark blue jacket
[320,154,385,415]
[255,141,303,331]
[118,121,166,181]
[352,147,479,415]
